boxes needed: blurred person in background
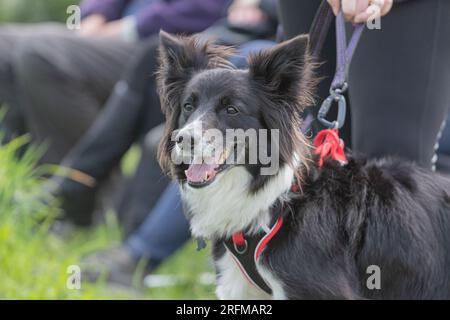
[0,0,229,164]
[0,0,230,234]
[278,0,450,173]
[46,0,279,286]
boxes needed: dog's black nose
[175,133,196,151]
[176,135,184,145]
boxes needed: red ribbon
[314,129,348,168]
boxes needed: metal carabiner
[317,84,348,130]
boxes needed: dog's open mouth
[184,148,232,188]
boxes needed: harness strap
[223,183,300,295]
[255,218,284,260]
[224,217,284,295]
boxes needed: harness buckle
[317,83,347,130]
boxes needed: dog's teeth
[219,149,229,164]
[224,148,230,162]
[205,172,209,181]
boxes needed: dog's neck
[180,164,295,240]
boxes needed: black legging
[55,37,168,228]
[279,0,450,170]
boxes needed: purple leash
[309,2,365,129]
[331,12,365,91]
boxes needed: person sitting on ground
[0,0,230,164]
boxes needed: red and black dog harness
[223,216,284,295]
[222,184,299,295]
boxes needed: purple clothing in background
[80,0,231,39]
[81,0,129,21]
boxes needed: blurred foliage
[0,135,120,299]
[0,136,216,299]
[0,0,78,23]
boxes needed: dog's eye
[226,105,239,115]
[183,103,194,113]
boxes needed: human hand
[97,19,125,38]
[327,0,393,24]
[78,14,107,37]
[227,0,267,27]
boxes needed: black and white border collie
[156,30,450,300]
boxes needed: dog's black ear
[248,35,315,109]
[159,30,222,74]
[157,31,234,114]
[158,30,186,67]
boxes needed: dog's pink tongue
[185,163,217,183]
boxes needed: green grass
[0,0,77,23]
[0,136,216,299]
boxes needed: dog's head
[156,31,316,237]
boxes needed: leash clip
[317,83,347,130]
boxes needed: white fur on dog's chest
[180,165,294,300]
[215,249,286,300]
[181,166,294,239]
